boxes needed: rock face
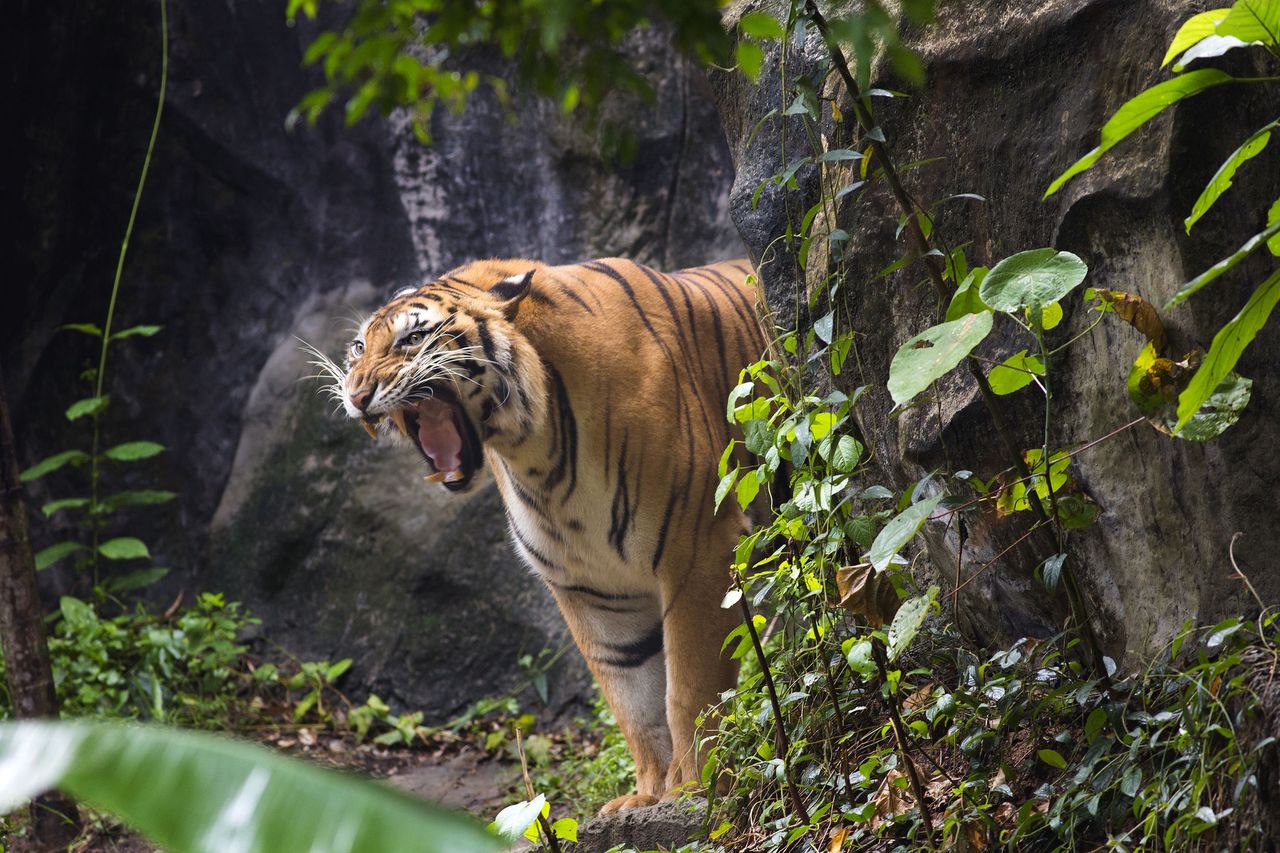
[574,800,707,853]
[6,1,741,715]
[710,0,1280,661]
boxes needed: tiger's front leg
[548,583,673,814]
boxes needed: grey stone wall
[6,0,742,716]
[710,0,1280,662]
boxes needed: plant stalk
[805,0,1107,679]
[89,0,169,586]
[870,639,937,849]
[736,575,813,829]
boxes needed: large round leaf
[887,313,993,406]
[0,721,501,853]
[979,249,1087,314]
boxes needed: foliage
[674,1,1280,851]
[19,0,173,598]
[284,0,730,143]
[0,720,501,853]
[1046,0,1280,436]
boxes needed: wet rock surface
[573,800,707,853]
[711,0,1280,661]
[7,1,741,715]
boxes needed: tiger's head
[306,265,547,494]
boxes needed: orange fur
[338,258,768,812]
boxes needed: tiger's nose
[350,386,376,413]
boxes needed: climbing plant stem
[88,0,168,584]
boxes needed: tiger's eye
[404,331,425,347]
[351,341,365,357]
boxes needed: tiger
[316,257,768,814]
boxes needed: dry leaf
[903,682,935,713]
[870,769,911,830]
[963,820,989,851]
[827,826,850,852]
[835,564,901,627]
[1096,289,1167,353]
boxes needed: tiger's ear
[489,270,534,319]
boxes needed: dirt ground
[3,731,523,853]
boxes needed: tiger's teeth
[444,471,464,483]
[424,471,447,483]
[361,421,379,440]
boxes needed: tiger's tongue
[416,398,462,473]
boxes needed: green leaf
[66,396,108,421]
[735,470,761,510]
[41,498,89,517]
[1269,197,1280,256]
[1041,301,1064,330]
[867,495,944,572]
[887,586,938,662]
[104,441,166,462]
[99,490,178,512]
[1215,0,1280,47]
[111,325,162,341]
[60,323,104,338]
[0,720,500,853]
[1173,34,1251,70]
[736,41,764,83]
[103,568,170,594]
[988,350,1045,395]
[1038,748,1068,769]
[1168,217,1280,307]
[20,450,89,482]
[492,795,546,842]
[550,817,578,842]
[887,313,994,406]
[1174,267,1280,432]
[1121,766,1143,797]
[98,537,150,561]
[739,12,785,40]
[34,541,88,571]
[714,470,738,510]
[944,267,991,321]
[327,659,353,681]
[1175,372,1253,441]
[1085,706,1107,741]
[1041,553,1067,592]
[1045,69,1234,197]
[980,249,1088,313]
[814,310,835,344]
[1162,8,1231,66]
[1185,123,1275,233]
[831,435,863,473]
[844,638,877,679]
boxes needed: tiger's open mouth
[384,388,482,492]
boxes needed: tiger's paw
[599,793,659,815]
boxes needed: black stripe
[508,517,565,574]
[542,362,579,502]
[553,277,597,314]
[554,583,644,602]
[673,273,731,402]
[651,490,679,573]
[446,275,485,291]
[609,432,633,560]
[584,260,694,439]
[474,318,498,365]
[597,623,664,668]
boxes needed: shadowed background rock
[4,0,742,716]
[711,0,1280,662]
